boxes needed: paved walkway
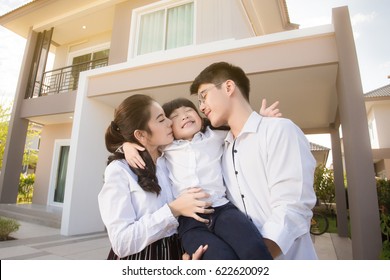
[0,220,352,260]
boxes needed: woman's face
[168,106,202,141]
[144,101,174,147]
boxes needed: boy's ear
[134,130,146,144]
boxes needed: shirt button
[234,149,237,153]
[235,171,238,175]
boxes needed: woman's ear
[134,130,146,145]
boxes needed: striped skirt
[107,234,184,260]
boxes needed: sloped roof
[310,142,330,151]
[0,1,35,17]
[364,84,390,98]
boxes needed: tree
[313,164,336,213]
[0,102,11,169]
[0,101,41,172]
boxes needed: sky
[1,0,389,164]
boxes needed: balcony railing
[29,57,108,98]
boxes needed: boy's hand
[260,99,282,118]
[123,142,146,169]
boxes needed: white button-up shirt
[98,158,178,258]
[222,112,318,259]
[164,127,229,207]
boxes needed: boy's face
[168,106,203,140]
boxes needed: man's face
[198,81,229,128]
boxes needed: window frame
[129,0,196,58]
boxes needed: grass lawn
[326,214,351,237]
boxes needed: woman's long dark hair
[105,94,161,195]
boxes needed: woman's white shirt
[98,158,178,258]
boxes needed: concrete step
[0,204,61,229]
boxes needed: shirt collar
[225,111,263,144]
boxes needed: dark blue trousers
[178,202,272,260]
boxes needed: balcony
[28,57,108,98]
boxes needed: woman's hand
[182,245,208,260]
[123,142,146,169]
[168,187,214,224]
[259,99,282,118]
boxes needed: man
[190,62,318,259]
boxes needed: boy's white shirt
[163,126,229,207]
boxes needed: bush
[0,216,20,241]
[380,213,390,260]
[18,173,35,203]
[313,164,335,214]
[377,179,390,214]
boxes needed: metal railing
[29,57,108,98]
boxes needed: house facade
[0,0,382,259]
[365,84,390,179]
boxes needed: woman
[98,94,212,260]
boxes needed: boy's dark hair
[190,62,250,102]
[162,98,207,133]
[105,94,161,195]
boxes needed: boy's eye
[169,114,178,119]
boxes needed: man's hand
[182,245,208,260]
[264,238,281,259]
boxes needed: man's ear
[225,79,236,96]
[134,130,146,145]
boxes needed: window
[71,49,110,89]
[368,119,379,148]
[136,1,194,55]
[48,140,70,206]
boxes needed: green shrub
[379,213,390,259]
[377,179,390,214]
[313,164,335,214]
[0,216,20,241]
[18,173,35,203]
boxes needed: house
[0,0,382,259]
[310,142,330,167]
[364,84,390,179]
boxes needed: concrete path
[0,221,352,260]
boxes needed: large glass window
[71,49,109,90]
[137,1,194,55]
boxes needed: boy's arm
[123,142,146,169]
